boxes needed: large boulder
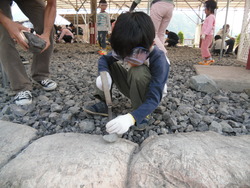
[128,132,250,188]
[0,133,138,188]
[0,120,37,168]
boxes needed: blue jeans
[98,31,108,49]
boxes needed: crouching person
[84,12,170,135]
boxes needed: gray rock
[221,121,234,133]
[23,31,46,53]
[50,103,63,112]
[129,132,250,187]
[0,120,37,168]
[103,133,119,143]
[209,121,222,133]
[189,113,202,126]
[79,120,95,132]
[188,74,218,93]
[49,112,60,123]
[0,133,137,188]
[213,95,229,103]
[185,124,194,132]
[9,104,28,117]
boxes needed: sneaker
[14,90,32,105]
[20,56,29,64]
[198,59,215,65]
[37,79,57,91]
[84,101,108,116]
[98,50,107,55]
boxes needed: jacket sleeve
[131,48,170,124]
[98,52,117,74]
[202,15,215,35]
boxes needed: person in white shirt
[211,35,226,55]
[57,26,74,43]
[216,24,235,55]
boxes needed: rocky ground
[0,43,249,144]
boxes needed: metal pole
[147,0,150,14]
[76,0,79,43]
[219,0,230,60]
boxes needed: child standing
[97,0,111,55]
[198,0,217,65]
[84,12,170,135]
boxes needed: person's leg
[127,65,151,110]
[17,0,54,82]
[201,35,213,59]
[63,35,72,43]
[167,39,176,47]
[150,2,174,54]
[98,31,102,47]
[225,39,235,54]
[0,0,32,92]
[100,31,107,49]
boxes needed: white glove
[201,34,206,40]
[106,113,135,134]
[96,72,112,91]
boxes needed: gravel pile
[0,43,249,144]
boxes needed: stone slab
[194,65,250,92]
[0,133,138,188]
[0,120,37,168]
[129,131,250,188]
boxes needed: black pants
[63,35,73,43]
[225,39,235,53]
[167,39,178,47]
[213,49,225,55]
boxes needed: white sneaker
[14,90,32,105]
[38,79,57,91]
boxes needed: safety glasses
[112,47,149,66]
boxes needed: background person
[129,0,174,55]
[57,26,74,43]
[0,0,57,105]
[211,35,226,55]
[216,24,235,55]
[198,0,217,65]
[97,0,111,55]
[165,30,179,47]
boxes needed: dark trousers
[225,39,235,53]
[95,62,151,110]
[63,35,73,43]
[98,31,108,49]
[213,49,225,55]
[167,39,178,47]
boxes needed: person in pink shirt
[57,26,74,43]
[198,0,217,65]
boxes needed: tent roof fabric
[56,0,246,10]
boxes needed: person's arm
[0,10,29,49]
[107,13,111,33]
[129,0,141,12]
[98,52,118,74]
[38,0,56,52]
[131,47,170,124]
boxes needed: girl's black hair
[204,0,217,14]
[110,12,155,59]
